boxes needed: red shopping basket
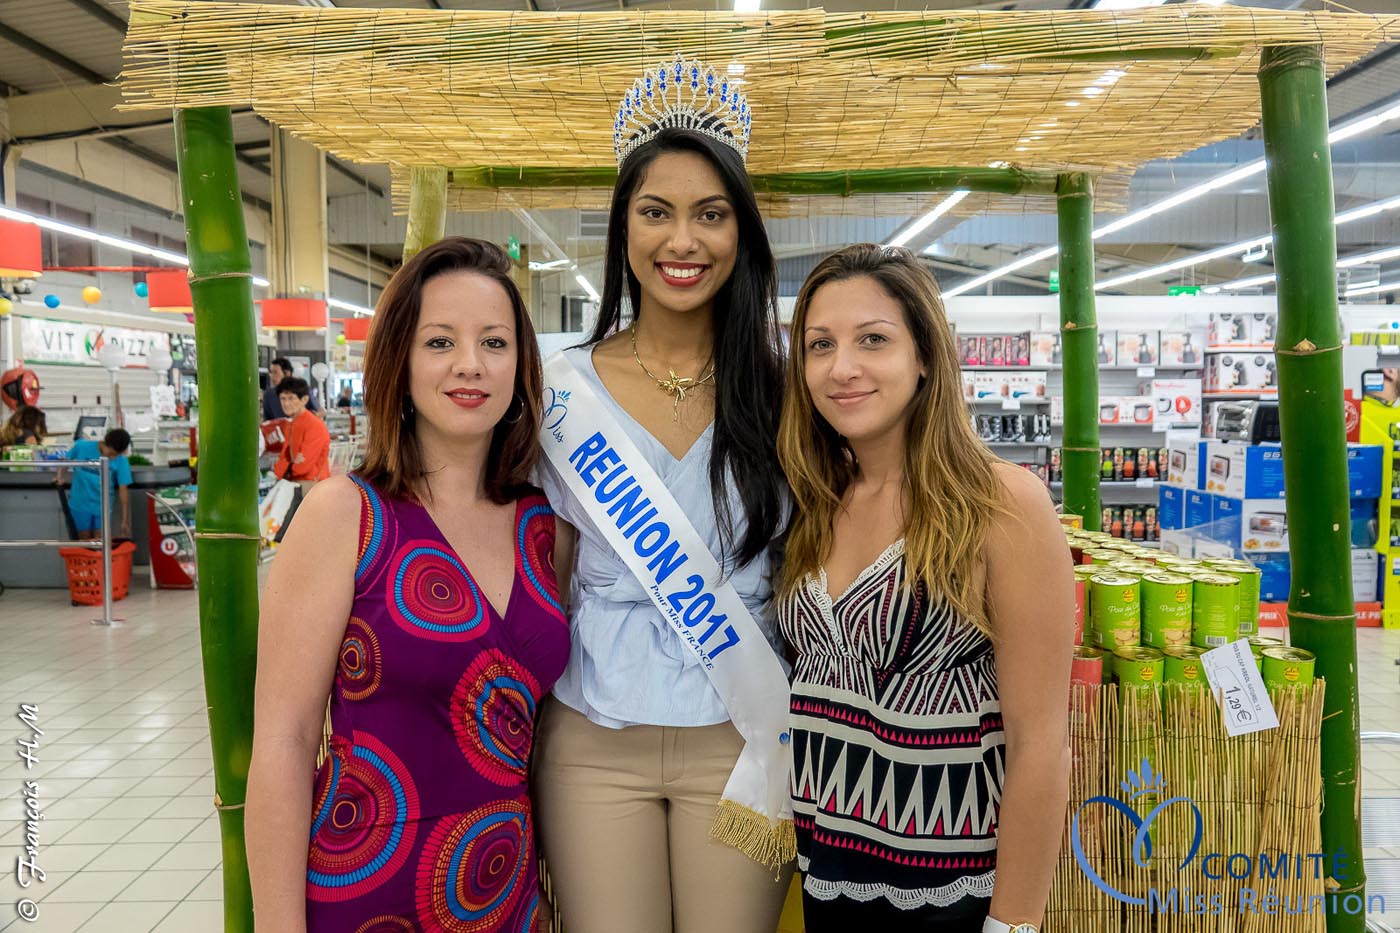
[57,541,137,606]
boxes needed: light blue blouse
[536,345,786,729]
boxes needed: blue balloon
[134,282,149,298]
[44,294,60,309]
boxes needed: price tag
[1002,398,1022,411]
[1201,640,1279,737]
[1135,477,1154,488]
[1137,366,1156,378]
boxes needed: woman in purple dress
[246,237,569,933]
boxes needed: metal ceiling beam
[63,0,127,33]
[103,135,272,214]
[328,157,386,199]
[0,21,107,85]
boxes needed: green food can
[1112,646,1164,687]
[1262,647,1315,689]
[1163,646,1207,684]
[1092,573,1141,650]
[1190,573,1240,649]
[1140,573,1194,649]
[1108,561,1152,577]
[1247,636,1283,671]
[1206,560,1262,637]
[1086,548,1119,566]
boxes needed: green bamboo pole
[1258,45,1364,927]
[404,165,448,262]
[174,106,260,932]
[1056,172,1100,530]
[447,165,1061,197]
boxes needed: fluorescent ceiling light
[529,258,573,271]
[1241,244,1268,263]
[575,274,601,302]
[945,246,1059,297]
[1216,273,1277,291]
[883,190,969,249]
[951,94,1400,295]
[1215,244,1400,293]
[0,204,377,314]
[0,205,189,266]
[1346,279,1400,298]
[1096,236,1271,290]
[328,297,375,316]
[1096,193,1400,290]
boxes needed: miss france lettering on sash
[568,430,742,666]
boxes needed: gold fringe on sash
[710,799,797,874]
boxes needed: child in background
[60,428,133,540]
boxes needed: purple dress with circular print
[305,474,569,933]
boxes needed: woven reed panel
[122,4,1398,186]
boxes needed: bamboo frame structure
[1057,172,1100,530]
[174,106,261,931]
[124,5,1393,928]
[1258,45,1365,931]
[403,166,447,262]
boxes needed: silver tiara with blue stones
[613,53,752,167]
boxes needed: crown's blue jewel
[613,53,753,167]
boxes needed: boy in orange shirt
[272,377,330,485]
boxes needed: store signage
[19,317,170,368]
[508,235,521,262]
[1048,268,1060,293]
[1169,285,1202,296]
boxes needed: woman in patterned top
[246,238,569,932]
[775,244,1074,932]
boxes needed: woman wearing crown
[532,55,794,932]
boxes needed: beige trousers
[534,699,793,933]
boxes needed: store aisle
[0,582,1397,931]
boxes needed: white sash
[540,352,794,869]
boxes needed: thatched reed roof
[120,2,1399,212]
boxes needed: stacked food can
[1060,523,1314,691]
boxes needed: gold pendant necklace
[630,322,715,420]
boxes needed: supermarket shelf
[1051,480,1157,488]
[960,365,1204,372]
[967,397,1051,406]
[1205,346,1274,353]
[985,441,1050,447]
[1203,391,1278,400]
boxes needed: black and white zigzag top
[779,539,1004,912]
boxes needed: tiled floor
[0,580,1397,931]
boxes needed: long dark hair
[357,237,543,504]
[589,128,785,568]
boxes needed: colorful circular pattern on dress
[389,541,487,641]
[353,917,416,933]
[415,801,532,932]
[450,649,540,786]
[351,474,388,582]
[307,733,421,902]
[517,499,564,619]
[515,893,539,933]
[339,617,382,702]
